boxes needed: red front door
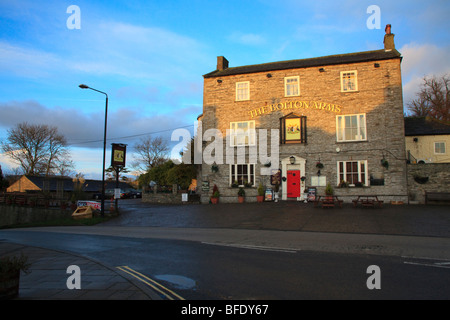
[287,170,300,198]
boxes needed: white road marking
[201,242,298,253]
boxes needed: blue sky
[1,0,449,179]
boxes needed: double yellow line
[116,266,184,300]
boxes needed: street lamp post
[79,84,108,216]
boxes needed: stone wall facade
[199,49,408,204]
[407,163,450,204]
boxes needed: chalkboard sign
[307,187,317,202]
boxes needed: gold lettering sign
[248,100,342,118]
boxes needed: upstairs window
[340,71,358,92]
[285,76,300,97]
[336,114,367,142]
[236,81,250,101]
[435,142,446,154]
[230,120,256,146]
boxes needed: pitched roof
[203,49,402,78]
[24,175,133,192]
[404,117,450,136]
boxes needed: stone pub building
[198,26,408,203]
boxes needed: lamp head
[79,84,89,89]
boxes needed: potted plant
[210,184,220,204]
[238,187,245,203]
[325,183,334,201]
[257,183,265,203]
[338,180,349,188]
[316,161,324,169]
[0,253,31,300]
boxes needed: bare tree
[407,74,450,123]
[1,122,74,176]
[132,136,169,173]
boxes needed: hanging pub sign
[270,169,281,185]
[111,143,127,168]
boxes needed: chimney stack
[383,24,395,51]
[217,56,229,71]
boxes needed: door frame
[281,155,306,201]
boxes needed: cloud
[0,100,198,149]
[399,42,450,103]
[1,19,210,82]
[228,32,267,46]
[0,42,62,78]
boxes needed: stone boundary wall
[142,191,201,205]
[407,163,450,204]
[0,206,72,227]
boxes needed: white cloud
[399,42,450,104]
[228,32,266,46]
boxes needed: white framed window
[336,113,367,142]
[285,76,300,97]
[230,121,256,146]
[337,160,368,186]
[340,71,358,92]
[230,164,255,186]
[434,142,446,154]
[236,81,250,101]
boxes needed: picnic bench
[425,192,450,205]
[314,195,343,208]
[352,195,383,208]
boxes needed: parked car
[93,189,126,200]
[124,189,142,198]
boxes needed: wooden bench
[352,196,383,208]
[315,196,343,208]
[425,192,450,205]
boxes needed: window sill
[340,90,359,93]
[336,140,368,143]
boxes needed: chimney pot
[217,56,229,71]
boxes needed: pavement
[1,200,450,300]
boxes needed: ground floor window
[230,164,255,186]
[337,160,368,186]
